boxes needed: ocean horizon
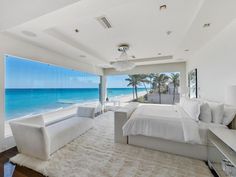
[5,88,145,120]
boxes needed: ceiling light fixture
[158,53,162,55]
[160,4,167,10]
[184,49,189,52]
[203,23,211,28]
[111,44,135,71]
[22,30,37,37]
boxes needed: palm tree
[147,73,156,90]
[125,76,135,100]
[139,74,150,94]
[153,73,169,103]
[170,73,180,104]
[125,75,141,100]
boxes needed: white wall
[104,62,186,95]
[187,20,236,102]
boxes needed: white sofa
[10,105,95,160]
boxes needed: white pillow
[207,102,224,124]
[181,98,201,121]
[199,103,212,123]
[223,106,236,125]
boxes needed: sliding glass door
[5,55,100,120]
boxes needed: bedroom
[1,0,236,177]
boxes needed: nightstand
[208,128,236,177]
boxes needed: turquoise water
[5,88,145,120]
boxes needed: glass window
[107,75,145,101]
[107,73,180,104]
[5,55,100,120]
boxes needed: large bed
[114,102,236,160]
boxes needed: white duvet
[123,104,203,144]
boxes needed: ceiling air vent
[96,16,112,29]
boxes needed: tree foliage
[125,73,180,103]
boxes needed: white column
[180,68,187,97]
[0,53,5,140]
[100,76,107,106]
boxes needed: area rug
[10,112,213,177]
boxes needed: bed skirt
[128,135,208,161]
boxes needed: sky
[5,55,177,89]
[5,56,99,88]
[107,75,132,88]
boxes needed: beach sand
[110,91,146,103]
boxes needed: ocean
[5,88,145,120]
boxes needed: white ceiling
[3,0,236,69]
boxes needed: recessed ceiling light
[160,5,167,10]
[80,55,86,58]
[22,30,37,37]
[203,23,211,28]
[166,31,172,35]
[184,49,189,52]
[75,29,79,33]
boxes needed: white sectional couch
[10,105,95,160]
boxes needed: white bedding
[122,104,227,144]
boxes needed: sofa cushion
[46,116,93,154]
